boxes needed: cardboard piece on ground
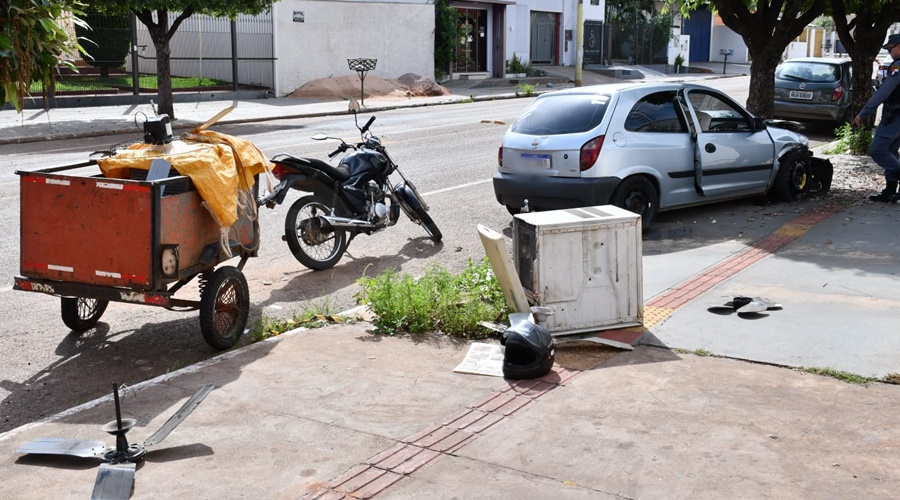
[477,224,530,314]
[453,342,504,377]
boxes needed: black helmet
[501,320,555,379]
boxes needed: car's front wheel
[774,151,811,202]
[610,176,658,230]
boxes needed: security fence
[42,10,274,97]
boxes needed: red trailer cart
[14,139,263,350]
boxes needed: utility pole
[575,0,584,87]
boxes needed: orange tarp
[97,131,271,227]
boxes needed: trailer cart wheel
[60,297,109,331]
[199,266,249,350]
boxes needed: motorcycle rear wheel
[285,195,348,270]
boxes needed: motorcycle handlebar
[361,116,376,134]
[328,147,343,159]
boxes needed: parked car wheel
[610,176,658,229]
[774,151,811,202]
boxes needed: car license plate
[520,153,551,168]
[789,90,813,100]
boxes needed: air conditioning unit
[513,205,643,335]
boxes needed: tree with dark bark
[829,1,900,124]
[672,0,827,118]
[90,1,275,120]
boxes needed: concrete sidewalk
[0,322,896,499]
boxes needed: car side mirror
[753,117,767,131]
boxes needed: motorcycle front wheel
[285,195,348,270]
[412,203,442,242]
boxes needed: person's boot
[869,181,898,203]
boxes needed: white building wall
[711,27,747,64]
[272,0,433,96]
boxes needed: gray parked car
[493,82,821,228]
[773,57,853,125]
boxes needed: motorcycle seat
[306,157,351,181]
[280,155,350,182]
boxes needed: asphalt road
[0,83,839,433]
[0,100,525,432]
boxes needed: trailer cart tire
[60,297,109,331]
[199,266,249,350]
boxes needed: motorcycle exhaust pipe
[319,215,377,230]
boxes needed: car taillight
[580,136,604,171]
[498,146,503,167]
[832,85,844,101]
[271,163,286,179]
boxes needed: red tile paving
[349,470,404,499]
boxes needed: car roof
[780,57,851,65]
[536,81,717,98]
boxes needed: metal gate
[46,10,274,98]
[530,12,557,65]
[682,5,711,62]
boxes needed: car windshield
[511,94,610,135]
[775,62,840,83]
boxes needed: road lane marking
[422,178,492,197]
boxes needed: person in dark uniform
[853,34,900,202]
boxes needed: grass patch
[673,347,714,357]
[881,373,900,385]
[799,366,878,385]
[515,83,535,97]
[824,123,873,155]
[355,258,508,338]
[31,75,229,93]
[249,296,343,343]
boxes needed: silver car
[493,82,817,228]
[773,57,853,125]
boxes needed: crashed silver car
[493,82,829,228]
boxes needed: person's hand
[852,116,863,128]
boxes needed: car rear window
[510,94,610,135]
[776,62,841,83]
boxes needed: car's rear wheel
[774,151,811,202]
[610,176,658,230]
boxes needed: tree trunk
[153,38,174,118]
[746,50,781,118]
[712,0,827,118]
[134,9,194,121]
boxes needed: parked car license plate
[789,90,813,100]
[520,153,551,168]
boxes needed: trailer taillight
[580,136,605,171]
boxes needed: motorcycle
[259,100,442,271]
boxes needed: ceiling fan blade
[143,384,215,447]
[16,437,107,458]
[91,462,135,500]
